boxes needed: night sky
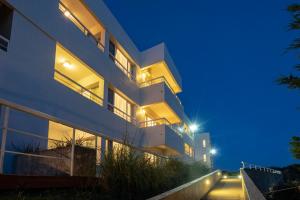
[104,0,300,170]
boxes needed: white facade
[0,0,212,175]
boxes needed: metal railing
[59,2,105,51]
[54,70,104,106]
[241,161,282,174]
[0,34,9,52]
[109,53,136,81]
[139,76,182,106]
[107,103,136,125]
[139,118,183,137]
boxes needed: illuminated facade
[0,0,212,175]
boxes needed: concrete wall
[241,169,266,200]
[243,168,282,194]
[147,170,221,200]
[194,133,212,167]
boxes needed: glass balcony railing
[59,2,105,51]
[139,118,183,137]
[107,103,136,125]
[139,76,182,106]
[54,70,104,106]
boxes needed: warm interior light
[205,179,210,185]
[62,61,74,69]
[64,10,71,17]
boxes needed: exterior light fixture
[62,61,74,69]
[64,10,71,17]
[189,123,199,133]
[223,175,228,179]
[210,148,217,155]
[205,179,210,185]
[238,175,242,179]
[177,126,184,133]
[217,172,222,176]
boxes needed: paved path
[202,178,243,200]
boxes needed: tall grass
[99,146,210,200]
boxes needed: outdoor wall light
[223,175,228,179]
[189,123,199,132]
[205,179,210,185]
[210,148,217,155]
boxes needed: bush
[99,147,210,200]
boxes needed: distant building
[0,0,212,176]
[194,133,213,168]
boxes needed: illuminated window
[0,2,13,52]
[203,139,206,148]
[54,45,104,105]
[184,143,193,157]
[108,88,133,122]
[109,40,136,80]
[112,141,129,156]
[203,154,207,162]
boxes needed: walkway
[202,177,243,200]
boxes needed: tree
[278,4,300,160]
[290,137,300,159]
[278,4,300,89]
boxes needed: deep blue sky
[104,0,300,170]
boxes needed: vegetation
[0,145,210,200]
[277,4,300,160]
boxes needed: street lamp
[189,123,199,133]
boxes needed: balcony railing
[139,118,182,137]
[109,53,136,81]
[0,35,9,52]
[107,103,136,125]
[59,2,105,51]
[54,70,104,106]
[139,76,182,106]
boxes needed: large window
[0,2,13,52]
[203,154,207,162]
[54,45,104,105]
[203,139,206,148]
[108,88,133,122]
[109,40,136,80]
[184,143,193,157]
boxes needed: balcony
[140,119,184,156]
[59,0,105,51]
[140,78,184,124]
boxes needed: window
[109,40,136,80]
[184,143,193,157]
[0,2,13,52]
[54,45,104,105]
[107,88,133,122]
[144,152,157,164]
[203,139,206,148]
[203,154,207,162]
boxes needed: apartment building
[194,133,213,168]
[0,0,213,176]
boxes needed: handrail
[139,76,182,106]
[59,2,105,50]
[107,102,136,125]
[140,118,183,137]
[109,53,135,81]
[241,161,282,174]
[55,70,104,105]
[0,98,168,160]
